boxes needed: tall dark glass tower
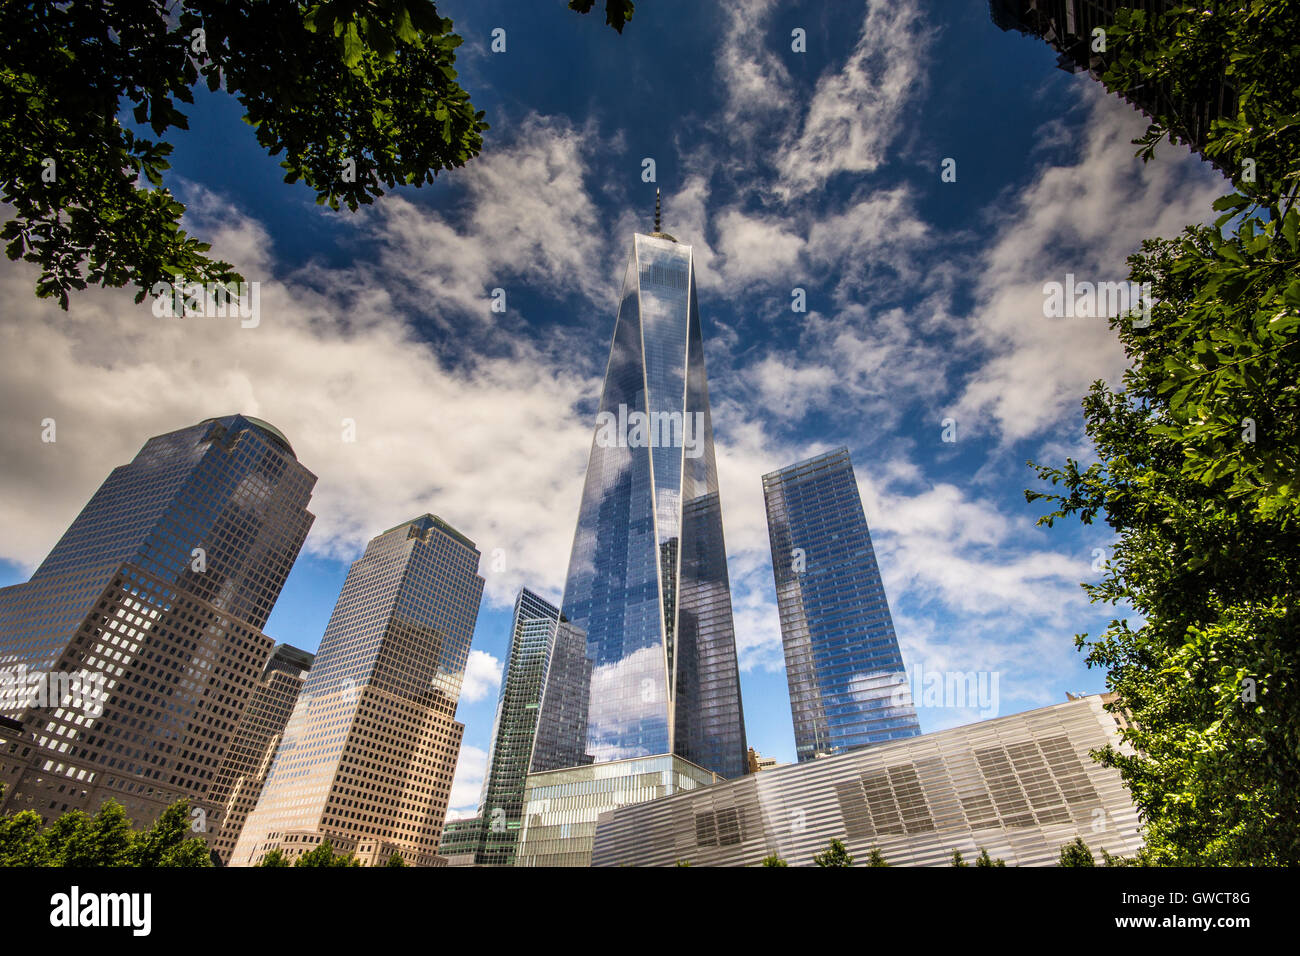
[528,618,592,774]
[0,415,316,828]
[763,448,920,762]
[473,587,563,865]
[538,223,747,780]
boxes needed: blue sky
[0,0,1226,816]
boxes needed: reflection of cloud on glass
[585,644,668,764]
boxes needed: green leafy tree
[257,848,290,867]
[36,810,98,866]
[384,851,407,867]
[0,810,49,867]
[975,848,1005,868]
[0,797,211,867]
[0,1,631,308]
[812,838,853,867]
[1103,2,1300,215]
[759,853,788,867]
[46,801,135,867]
[568,0,634,33]
[14,801,136,867]
[1028,0,1300,866]
[1100,849,1131,867]
[866,848,888,867]
[295,839,361,867]
[674,859,692,867]
[126,799,212,867]
[950,850,968,867]
[1058,838,1097,868]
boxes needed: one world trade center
[518,202,748,864]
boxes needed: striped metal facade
[591,694,1143,867]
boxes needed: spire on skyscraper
[649,187,676,242]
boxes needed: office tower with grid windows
[516,213,747,867]
[527,617,592,775]
[0,415,315,830]
[207,643,314,863]
[437,815,483,865]
[460,587,565,866]
[763,448,920,763]
[229,514,484,867]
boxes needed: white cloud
[368,115,614,326]
[0,121,614,613]
[773,1,930,199]
[459,649,503,704]
[712,0,929,202]
[717,0,793,130]
[729,565,787,674]
[737,354,839,421]
[804,188,930,295]
[714,209,806,286]
[447,744,488,816]
[954,84,1224,442]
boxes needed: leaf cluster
[0,797,212,867]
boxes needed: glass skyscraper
[516,221,747,866]
[528,618,592,774]
[0,414,315,828]
[762,447,920,762]
[535,225,747,779]
[472,587,563,865]
[230,514,485,866]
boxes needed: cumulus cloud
[459,649,504,704]
[0,119,616,612]
[773,0,930,199]
[371,115,615,327]
[714,209,806,286]
[953,84,1224,442]
[447,744,489,816]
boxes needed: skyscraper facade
[229,514,484,867]
[535,225,747,779]
[472,587,562,865]
[0,415,315,829]
[516,753,718,867]
[437,815,482,866]
[528,618,592,774]
[763,448,920,762]
[515,220,748,867]
[207,643,314,864]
